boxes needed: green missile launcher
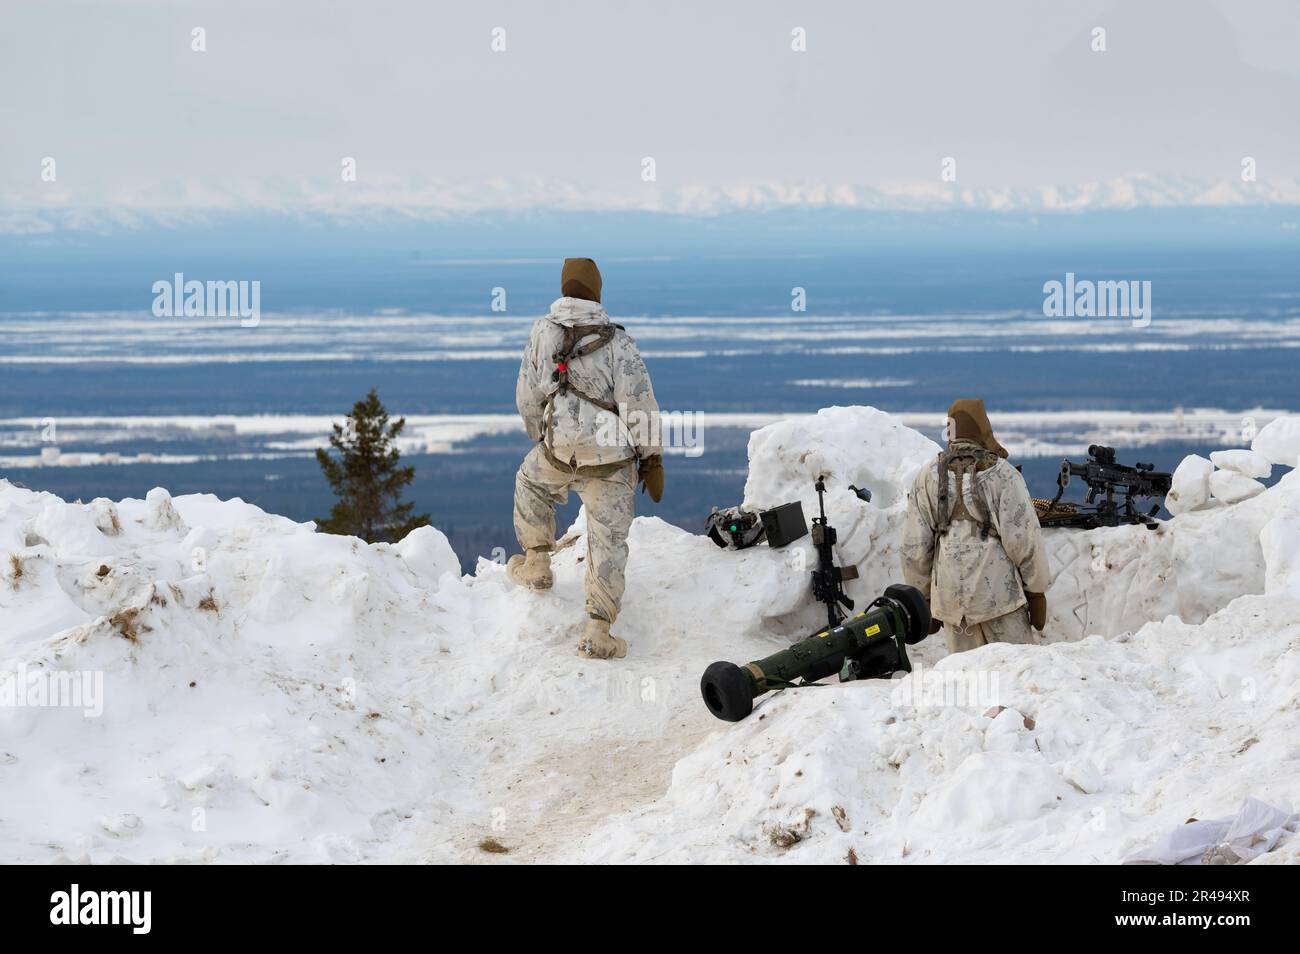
[699,583,930,721]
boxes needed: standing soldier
[507,258,664,659]
[901,399,1050,652]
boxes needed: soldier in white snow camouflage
[508,258,663,660]
[901,399,1051,653]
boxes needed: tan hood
[561,257,602,303]
[947,398,1008,459]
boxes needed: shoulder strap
[970,464,997,540]
[548,323,622,412]
[934,450,959,533]
[539,322,626,455]
[557,323,619,361]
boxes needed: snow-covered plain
[1,406,1298,864]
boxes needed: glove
[928,617,943,636]
[1025,591,1047,631]
[637,454,664,503]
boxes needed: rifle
[1035,444,1172,530]
[810,476,860,627]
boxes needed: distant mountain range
[6,172,1300,239]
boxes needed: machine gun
[699,583,930,722]
[1035,444,1172,530]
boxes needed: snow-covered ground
[1,406,1298,864]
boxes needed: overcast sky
[2,0,1298,222]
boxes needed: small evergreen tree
[315,389,430,543]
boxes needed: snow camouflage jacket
[901,447,1052,625]
[516,297,662,467]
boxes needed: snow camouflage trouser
[942,605,1037,655]
[513,444,637,624]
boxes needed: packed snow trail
[1,406,1298,863]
